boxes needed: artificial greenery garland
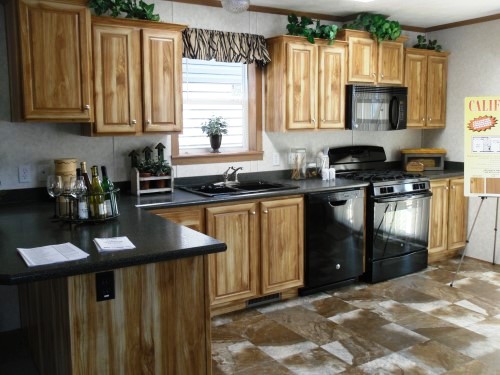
[343,13,401,42]
[88,0,160,21]
[286,14,338,45]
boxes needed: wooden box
[131,168,174,196]
[401,148,446,171]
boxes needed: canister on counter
[54,158,77,217]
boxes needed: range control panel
[373,180,430,197]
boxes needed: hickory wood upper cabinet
[91,16,184,135]
[265,35,347,132]
[405,48,449,128]
[336,29,407,85]
[3,0,93,122]
[428,177,468,263]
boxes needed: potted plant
[201,116,229,153]
[136,159,154,190]
[151,159,171,188]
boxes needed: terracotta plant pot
[210,134,222,153]
[139,172,152,190]
[155,173,167,188]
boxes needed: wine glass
[71,176,87,198]
[46,175,63,218]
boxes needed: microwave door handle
[389,96,400,129]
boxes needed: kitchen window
[172,59,263,165]
[172,27,269,165]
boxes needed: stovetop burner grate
[338,170,423,183]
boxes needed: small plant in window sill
[201,116,229,153]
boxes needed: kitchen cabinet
[405,48,449,128]
[206,202,260,306]
[337,29,407,85]
[3,0,93,122]
[428,177,468,263]
[265,35,347,131]
[91,17,184,135]
[152,195,304,315]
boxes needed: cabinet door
[93,24,142,133]
[142,29,183,132]
[428,179,449,256]
[286,42,317,130]
[318,44,346,129]
[18,0,92,121]
[260,197,304,294]
[405,53,427,128]
[206,203,259,305]
[448,178,468,251]
[378,40,404,85]
[152,206,204,233]
[426,56,448,128]
[347,36,376,83]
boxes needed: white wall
[424,20,500,263]
[0,1,424,191]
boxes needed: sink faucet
[229,167,243,183]
[222,166,243,183]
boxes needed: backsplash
[0,1,423,191]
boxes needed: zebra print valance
[182,28,271,66]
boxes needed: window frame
[171,63,263,165]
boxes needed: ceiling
[240,0,500,31]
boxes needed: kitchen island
[0,198,226,375]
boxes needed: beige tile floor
[211,257,500,374]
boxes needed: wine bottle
[101,166,118,217]
[89,165,106,219]
[76,168,89,220]
[80,161,92,190]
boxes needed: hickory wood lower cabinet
[153,196,304,315]
[17,256,211,375]
[428,177,468,263]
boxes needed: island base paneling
[18,256,211,375]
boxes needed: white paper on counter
[93,236,136,252]
[17,242,89,267]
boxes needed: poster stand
[450,196,498,287]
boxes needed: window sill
[172,151,264,165]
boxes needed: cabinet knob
[371,73,376,77]
[263,210,268,214]
[446,186,449,190]
[312,118,316,124]
[146,120,151,125]
[250,211,256,215]
[131,120,137,125]
[428,117,432,122]
[84,104,90,110]
[335,264,340,270]
[422,117,425,122]
[381,74,384,78]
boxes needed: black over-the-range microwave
[346,85,408,131]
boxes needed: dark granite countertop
[0,197,226,285]
[0,164,464,285]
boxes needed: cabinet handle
[84,104,90,110]
[131,119,137,125]
[250,211,256,215]
[263,210,268,214]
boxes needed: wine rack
[131,168,174,196]
[55,189,120,223]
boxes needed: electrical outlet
[18,164,32,183]
[272,152,280,166]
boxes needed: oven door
[371,192,432,261]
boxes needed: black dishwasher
[300,188,365,295]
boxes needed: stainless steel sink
[179,180,299,197]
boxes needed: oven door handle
[373,191,433,203]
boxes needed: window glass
[180,58,248,153]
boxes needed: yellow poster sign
[464,96,500,197]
